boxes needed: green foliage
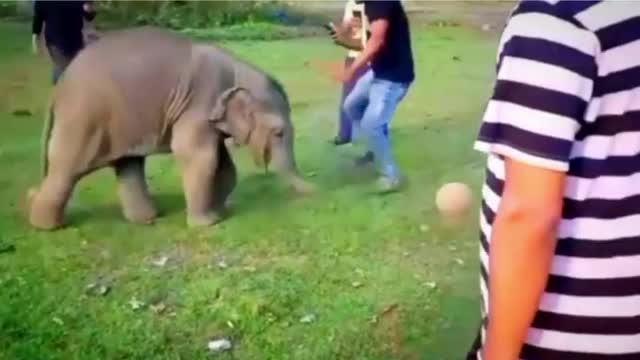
[98,1,326,30]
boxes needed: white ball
[435,182,473,217]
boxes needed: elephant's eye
[274,130,284,138]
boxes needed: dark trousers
[47,45,79,85]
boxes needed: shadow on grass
[66,173,301,228]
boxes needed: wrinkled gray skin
[28,26,314,230]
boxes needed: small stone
[152,256,170,268]
[419,224,430,233]
[207,338,232,352]
[482,24,492,31]
[300,313,317,324]
[351,281,363,288]
[424,281,438,289]
[86,282,110,297]
[129,297,146,311]
[217,260,229,270]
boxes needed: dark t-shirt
[363,0,415,83]
[32,1,96,56]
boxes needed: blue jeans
[338,57,388,141]
[343,69,410,180]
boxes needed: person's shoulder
[510,0,600,28]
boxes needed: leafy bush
[98,1,327,30]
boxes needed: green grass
[0,21,498,360]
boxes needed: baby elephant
[27,26,314,230]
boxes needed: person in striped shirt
[467,1,640,359]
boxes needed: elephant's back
[53,27,194,163]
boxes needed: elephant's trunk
[270,129,315,194]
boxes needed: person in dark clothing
[32,0,97,84]
[341,0,414,192]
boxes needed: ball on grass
[435,182,473,218]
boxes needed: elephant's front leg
[113,156,157,224]
[172,118,222,227]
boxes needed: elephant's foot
[187,211,223,228]
[123,203,157,225]
[28,190,66,231]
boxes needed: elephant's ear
[209,86,255,145]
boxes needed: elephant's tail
[40,98,55,179]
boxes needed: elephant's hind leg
[29,170,78,231]
[113,156,157,224]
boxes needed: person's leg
[343,68,374,139]
[47,45,74,85]
[335,57,356,145]
[342,69,377,165]
[359,78,410,191]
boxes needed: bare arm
[483,158,565,360]
[331,21,364,51]
[344,18,387,79]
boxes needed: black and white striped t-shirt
[472,1,640,359]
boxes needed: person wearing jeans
[332,0,389,148]
[341,0,414,192]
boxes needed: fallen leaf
[152,256,170,267]
[52,317,64,326]
[300,313,317,324]
[455,258,465,266]
[424,281,438,290]
[150,302,167,314]
[351,281,363,288]
[419,224,430,233]
[129,297,146,311]
[380,303,399,317]
[217,260,229,270]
